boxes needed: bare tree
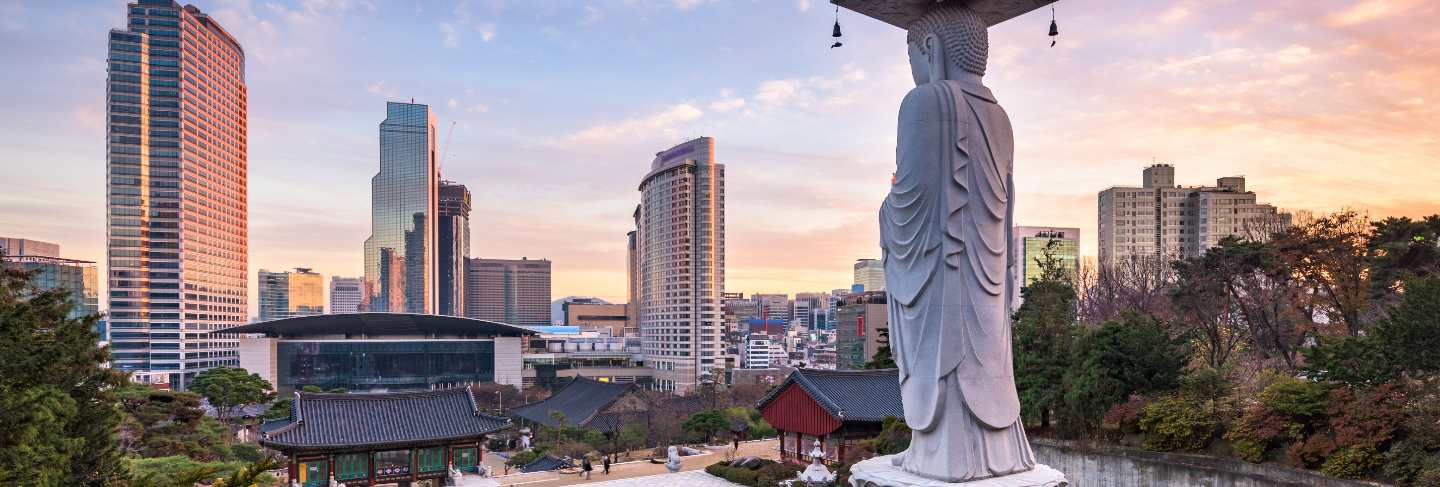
[1076,255,1174,325]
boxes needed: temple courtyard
[470,439,777,486]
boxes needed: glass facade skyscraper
[258,268,324,322]
[105,0,248,387]
[635,137,725,394]
[437,181,471,316]
[363,102,438,314]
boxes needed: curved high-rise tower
[635,137,726,394]
[105,0,248,388]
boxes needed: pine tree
[0,264,127,485]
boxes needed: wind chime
[831,5,844,48]
[1049,3,1060,47]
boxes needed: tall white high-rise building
[105,0,248,387]
[1098,164,1291,266]
[329,276,362,314]
[634,137,725,394]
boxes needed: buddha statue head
[906,3,989,85]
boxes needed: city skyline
[3,0,1437,316]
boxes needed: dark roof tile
[509,376,634,428]
[261,387,510,450]
[756,368,903,423]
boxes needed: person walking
[582,456,593,480]
[602,456,611,475]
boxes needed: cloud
[439,22,459,48]
[580,5,604,26]
[1328,0,1419,26]
[1272,45,1316,64]
[673,0,703,10]
[1159,6,1189,24]
[756,80,801,106]
[468,103,490,113]
[797,0,812,12]
[563,104,704,144]
[476,23,496,42]
[447,98,460,109]
[709,97,746,113]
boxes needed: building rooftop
[509,376,636,429]
[260,387,511,451]
[756,368,903,423]
[220,312,536,337]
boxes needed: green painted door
[453,447,479,472]
[297,459,328,487]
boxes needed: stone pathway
[563,470,741,487]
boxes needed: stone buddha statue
[880,4,1032,482]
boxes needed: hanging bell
[832,20,842,38]
[1048,19,1058,47]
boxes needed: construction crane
[439,120,456,172]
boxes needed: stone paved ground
[473,438,778,486]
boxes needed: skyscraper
[363,102,438,314]
[625,226,639,336]
[437,181,471,316]
[257,268,324,321]
[634,137,725,394]
[464,257,552,326]
[853,258,885,292]
[328,276,362,314]
[105,0,248,386]
[0,237,98,320]
[1098,164,1291,266]
[1011,226,1080,309]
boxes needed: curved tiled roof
[520,454,573,473]
[220,312,535,337]
[756,368,903,423]
[261,387,510,451]
[509,376,635,428]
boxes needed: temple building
[757,368,903,463]
[509,376,647,433]
[228,313,532,393]
[260,387,509,486]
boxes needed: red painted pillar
[778,430,786,460]
[288,457,297,485]
[327,455,335,486]
[367,451,375,486]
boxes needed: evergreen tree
[189,367,274,423]
[1011,240,1078,429]
[0,264,127,486]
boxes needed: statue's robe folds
[880,79,1036,482]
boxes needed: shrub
[506,448,546,467]
[1320,445,1381,480]
[756,462,804,485]
[1381,439,1440,484]
[1137,394,1217,452]
[705,462,762,486]
[1327,384,1405,451]
[230,443,262,463]
[1102,395,1150,436]
[871,416,911,455]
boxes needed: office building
[625,222,640,336]
[634,137,726,394]
[0,237,60,258]
[329,276,362,314]
[257,268,324,322]
[1011,226,1080,308]
[853,258,885,292]
[752,293,790,323]
[464,257,552,326]
[0,238,98,320]
[1099,164,1291,266]
[105,1,248,386]
[437,181,471,316]
[563,302,629,336]
[835,291,888,370]
[233,313,530,393]
[363,102,438,314]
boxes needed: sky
[0,0,1437,315]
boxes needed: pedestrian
[582,456,593,480]
[602,456,611,475]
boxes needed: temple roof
[520,454,573,473]
[834,0,1056,28]
[261,387,510,451]
[509,376,636,429]
[221,312,535,337]
[756,368,903,423]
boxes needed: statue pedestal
[848,456,1067,487]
